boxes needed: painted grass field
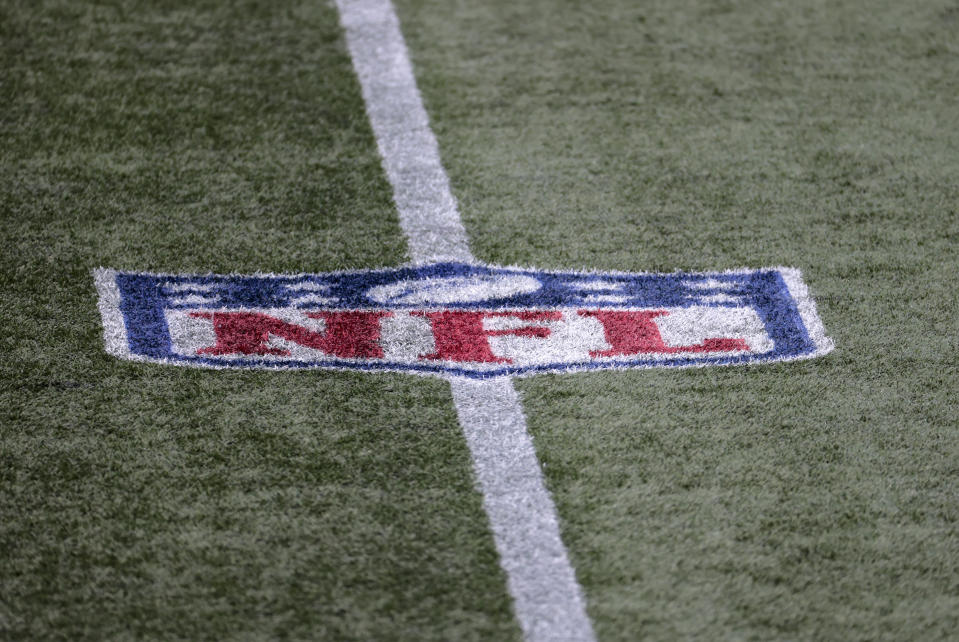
[2,0,958,639]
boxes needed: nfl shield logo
[94,262,832,378]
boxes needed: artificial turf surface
[399,1,959,637]
[3,0,959,639]
[2,2,518,639]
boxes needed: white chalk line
[334,0,597,640]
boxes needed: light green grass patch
[398,0,959,638]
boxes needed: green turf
[397,0,959,638]
[3,0,959,639]
[1,2,519,639]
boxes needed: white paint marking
[780,267,835,356]
[335,0,472,267]
[170,294,219,306]
[93,268,129,359]
[289,293,339,305]
[366,273,541,305]
[449,377,598,641]
[285,282,332,292]
[692,293,740,305]
[566,279,626,292]
[163,281,216,292]
[335,1,596,639]
[685,278,737,290]
[581,293,630,304]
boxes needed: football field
[3,0,958,639]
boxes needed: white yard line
[448,377,598,641]
[334,0,472,267]
[334,1,597,640]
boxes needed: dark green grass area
[2,372,517,640]
[399,0,959,639]
[4,0,959,640]
[1,2,519,639]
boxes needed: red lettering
[579,310,749,357]
[414,310,562,363]
[190,310,392,358]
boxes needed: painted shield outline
[93,262,834,379]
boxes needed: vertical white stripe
[335,0,472,266]
[335,1,597,640]
[92,268,130,359]
[449,377,598,641]
[780,267,836,357]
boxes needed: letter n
[190,310,392,358]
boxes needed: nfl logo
[94,262,832,378]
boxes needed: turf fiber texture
[2,0,958,639]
